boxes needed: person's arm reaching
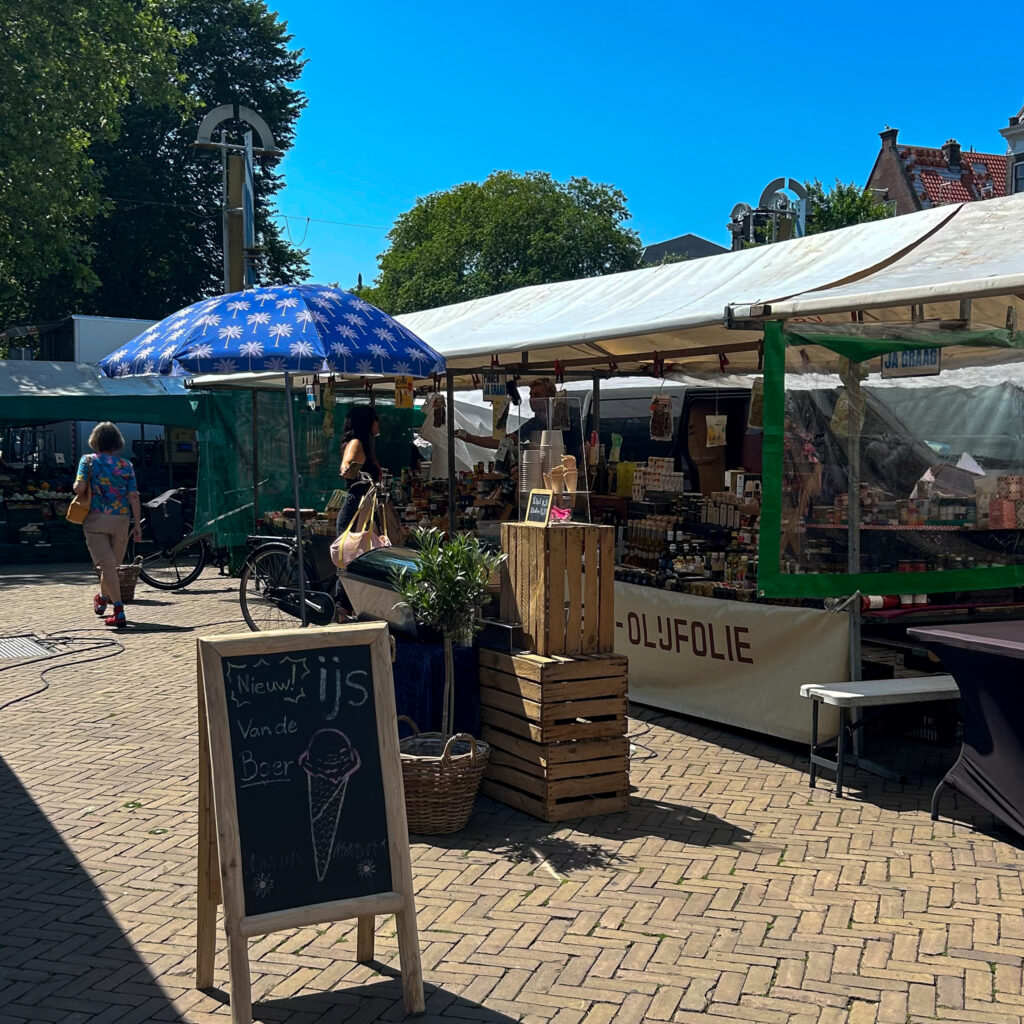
[455,428,502,450]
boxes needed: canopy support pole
[844,360,863,684]
[591,375,601,496]
[446,370,457,536]
[251,391,260,522]
[283,372,309,627]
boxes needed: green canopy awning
[0,361,200,427]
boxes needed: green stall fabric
[194,390,423,553]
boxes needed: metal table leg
[836,708,847,798]
[809,699,819,788]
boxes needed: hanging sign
[394,375,415,408]
[195,623,424,1023]
[482,371,507,402]
[492,396,511,439]
[880,349,941,378]
[525,488,554,525]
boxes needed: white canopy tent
[398,194,1024,378]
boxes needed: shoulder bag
[330,485,391,569]
[67,456,93,525]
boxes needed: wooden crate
[499,522,614,656]
[479,648,629,821]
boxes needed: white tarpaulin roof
[397,193,1024,376]
[759,194,1024,324]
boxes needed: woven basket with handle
[398,716,489,835]
[94,556,143,603]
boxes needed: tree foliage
[804,178,894,235]
[0,0,179,325]
[368,171,642,315]
[1,0,308,329]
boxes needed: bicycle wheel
[239,543,304,631]
[137,537,207,590]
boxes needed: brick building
[866,127,1007,214]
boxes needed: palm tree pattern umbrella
[97,284,444,379]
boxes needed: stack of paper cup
[519,449,543,494]
[538,430,565,479]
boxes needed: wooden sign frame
[525,488,554,525]
[195,623,423,1024]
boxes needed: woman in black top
[335,405,381,535]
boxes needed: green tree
[804,178,893,235]
[369,171,642,315]
[0,1,179,326]
[28,0,309,324]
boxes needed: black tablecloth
[923,643,1024,839]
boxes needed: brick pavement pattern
[0,565,1023,1023]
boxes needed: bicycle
[133,487,212,590]
[238,530,339,631]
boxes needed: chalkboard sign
[221,642,391,914]
[525,488,553,525]
[196,623,423,1023]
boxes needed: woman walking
[73,422,143,628]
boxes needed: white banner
[615,583,848,743]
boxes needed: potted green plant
[391,527,505,834]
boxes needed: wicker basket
[398,717,490,835]
[95,557,143,603]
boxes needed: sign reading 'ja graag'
[196,623,423,1024]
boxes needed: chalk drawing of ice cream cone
[298,729,361,882]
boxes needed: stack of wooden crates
[480,523,629,821]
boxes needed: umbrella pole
[446,370,457,537]
[283,372,309,627]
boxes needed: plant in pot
[390,527,505,834]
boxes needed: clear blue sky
[270,0,1023,290]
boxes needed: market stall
[0,360,202,564]
[395,193,1024,743]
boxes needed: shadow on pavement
[422,792,752,873]
[246,977,520,1023]
[0,756,185,1023]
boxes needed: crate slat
[479,647,627,683]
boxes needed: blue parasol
[97,283,444,379]
[97,284,445,628]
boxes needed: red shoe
[93,594,109,616]
[105,603,127,628]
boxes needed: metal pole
[283,373,309,626]
[590,374,601,496]
[446,370,457,536]
[251,390,260,522]
[845,359,863,682]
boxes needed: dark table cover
[908,622,1024,840]
[392,638,480,737]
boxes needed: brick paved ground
[1,564,1023,1023]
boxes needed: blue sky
[270,0,1023,289]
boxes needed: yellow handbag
[66,457,93,524]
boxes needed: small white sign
[880,348,941,378]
